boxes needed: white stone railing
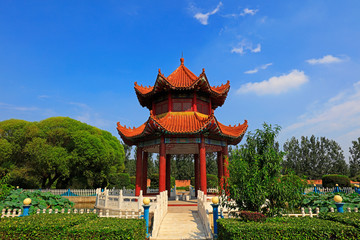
[1,208,97,218]
[95,189,157,212]
[152,191,168,238]
[197,190,213,239]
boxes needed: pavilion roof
[117,111,247,146]
[134,58,230,109]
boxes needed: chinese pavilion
[117,58,248,196]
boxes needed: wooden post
[135,147,143,196]
[199,135,207,194]
[159,135,166,192]
[142,151,148,195]
[194,154,199,197]
[166,154,171,198]
[192,92,197,112]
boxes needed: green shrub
[351,174,360,182]
[217,217,359,240]
[207,174,218,188]
[0,214,146,240]
[150,174,159,188]
[319,212,360,228]
[190,177,195,187]
[171,176,175,188]
[322,174,351,187]
[130,176,136,185]
[0,188,74,214]
[109,173,130,188]
[238,211,266,222]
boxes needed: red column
[142,151,148,195]
[217,151,224,190]
[192,92,197,112]
[135,147,143,196]
[194,154,199,197]
[168,92,172,112]
[166,154,171,197]
[199,135,207,194]
[159,136,166,193]
[208,99,212,115]
[222,145,229,178]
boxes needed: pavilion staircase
[152,198,211,240]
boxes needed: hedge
[0,214,146,240]
[319,212,360,228]
[322,174,351,187]
[217,217,360,240]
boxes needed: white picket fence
[23,189,97,196]
[304,187,356,194]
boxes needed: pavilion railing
[151,191,168,238]
[304,186,355,194]
[95,189,157,212]
[197,190,213,239]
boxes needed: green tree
[283,135,349,179]
[224,123,305,216]
[349,137,360,177]
[0,117,125,189]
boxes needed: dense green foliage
[217,217,360,240]
[224,123,306,216]
[0,188,74,214]
[283,135,349,179]
[322,174,351,187]
[0,173,13,201]
[0,117,125,188]
[301,192,360,213]
[319,212,360,228]
[350,137,360,177]
[0,214,146,240]
[206,174,218,188]
[108,173,130,189]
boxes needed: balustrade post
[211,197,219,238]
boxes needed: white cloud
[231,40,261,55]
[245,63,272,74]
[0,102,38,111]
[237,69,309,95]
[194,2,223,25]
[240,8,258,16]
[306,55,344,65]
[283,81,360,158]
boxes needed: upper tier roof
[117,111,248,146]
[134,58,230,109]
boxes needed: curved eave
[117,113,248,146]
[134,73,230,109]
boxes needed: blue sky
[1,1,360,159]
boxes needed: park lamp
[212,196,219,205]
[334,195,342,203]
[23,198,32,205]
[143,197,150,205]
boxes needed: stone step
[152,208,210,240]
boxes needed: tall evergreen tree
[349,137,360,177]
[283,135,349,179]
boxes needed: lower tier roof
[117,111,247,146]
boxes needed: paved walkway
[152,202,210,240]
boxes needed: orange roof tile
[217,120,248,138]
[117,111,248,145]
[166,58,198,87]
[152,112,212,133]
[210,81,230,94]
[134,82,154,95]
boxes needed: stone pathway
[152,203,210,240]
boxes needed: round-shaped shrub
[322,174,351,187]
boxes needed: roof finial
[180,57,184,65]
